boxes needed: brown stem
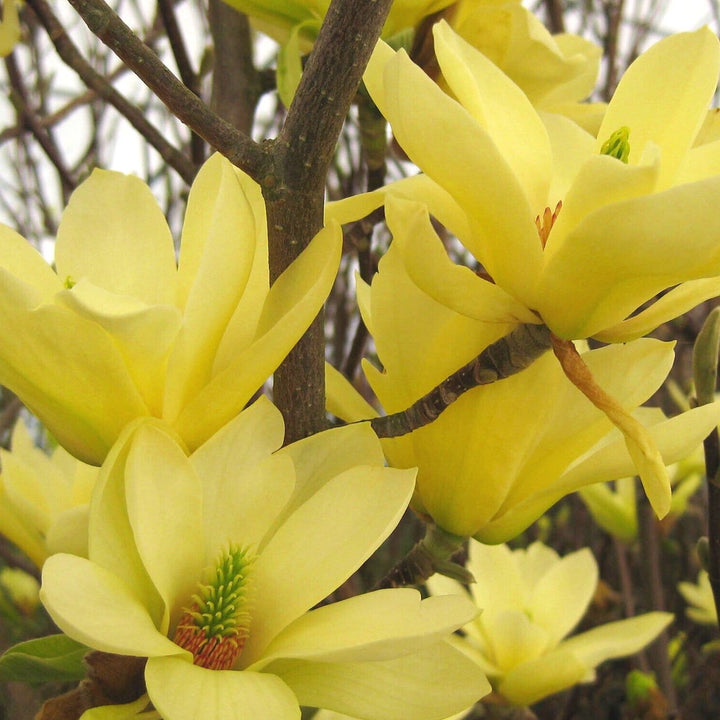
[65,0,267,181]
[544,0,566,33]
[208,0,260,136]
[265,0,394,443]
[373,523,471,590]
[25,0,198,184]
[371,323,552,439]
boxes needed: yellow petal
[165,155,261,424]
[266,642,490,720]
[145,655,300,720]
[596,28,720,187]
[172,222,341,450]
[55,169,177,306]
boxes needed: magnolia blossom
[0,154,340,464]
[326,216,720,540]
[331,24,720,519]
[358,23,720,342]
[0,417,98,568]
[428,541,673,707]
[41,398,489,720]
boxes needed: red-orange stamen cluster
[535,200,562,248]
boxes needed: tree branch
[26,0,198,184]
[371,324,552,439]
[265,0,393,443]
[64,0,268,181]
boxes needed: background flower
[428,540,673,707]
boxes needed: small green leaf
[0,634,89,684]
[276,19,321,107]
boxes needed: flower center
[600,126,631,163]
[173,544,255,670]
[535,201,562,249]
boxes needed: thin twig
[64,0,267,181]
[26,0,198,184]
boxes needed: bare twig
[25,0,198,184]
[64,0,267,180]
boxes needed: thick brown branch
[26,0,198,184]
[65,0,268,181]
[266,0,393,443]
[371,323,552,439]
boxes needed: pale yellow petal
[55,169,177,306]
[145,656,300,720]
[40,554,182,658]
[325,363,378,423]
[596,28,720,188]
[242,465,415,665]
[165,155,261,424]
[266,642,490,720]
[256,590,475,666]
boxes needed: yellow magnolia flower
[40,398,490,720]
[0,417,98,568]
[332,24,720,518]
[428,540,673,707]
[0,0,20,56]
[350,22,720,341]
[0,153,340,465]
[678,570,718,626]
[327,211,720,539]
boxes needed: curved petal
[595,277,720,342]
[0,225,61,301]
[387,196,540,325]
[496,647,586,706]
[0,290,148,464]
[191,397,293,554]
[40,554,181,658]
[55,169,176,306]
[530,549,597,646]
[89,419,166,625]
[326,174,471,242]
[266,642,490,720]
[172,222,341,450]
[434,20,552,213]
[538,175,720,339]
[274,421,386,522]
[477,400,720,543]
[596,28,720,188]
[164,156,261,425]
[145,655,300,720]
[364,41,543,294]
[242,465,415,665]
[125,423,205,631]
[560,612,673,668]
[57,280,181,415]
[255,590,476,666]
[325,363,378,423]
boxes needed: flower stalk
[370,323,553,439]
[693,307,720,627]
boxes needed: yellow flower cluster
[1,3,719,717]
